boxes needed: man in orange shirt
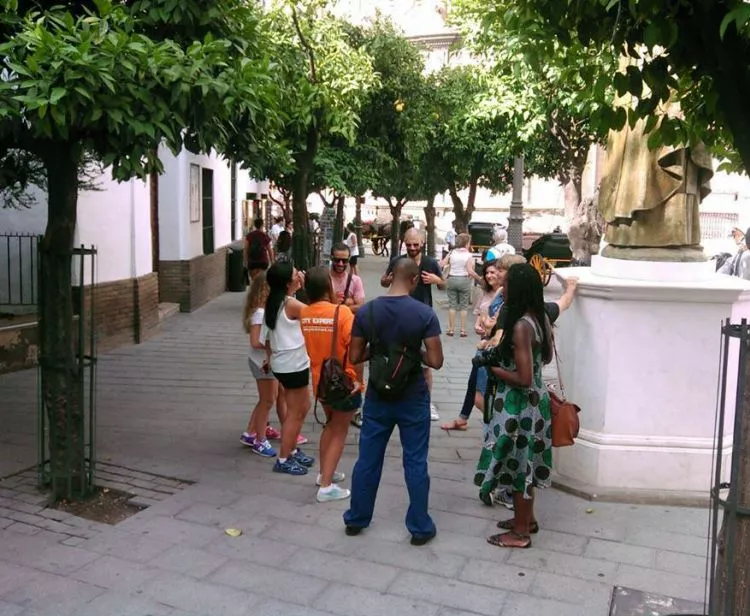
[300,267,362,503]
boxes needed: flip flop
[446,330,454,337]
[487,531,532,549]
[441,419,468,431]
[460,331,468,337]
[497,519,539,534]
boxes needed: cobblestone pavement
[0,254,709,616]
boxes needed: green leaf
[49,88,66,105]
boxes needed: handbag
[549,332,581,447]
[314,305,355,423]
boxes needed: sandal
[460,331,468,337]
[446,330,454,337]
[441,418,468,431]
[487,531,532,549]
[496,519,539,534]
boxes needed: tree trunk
[448,185,472,232]
[333,194,345,245]
[424,195,436,258]
[292,170,311,270]
[389,202,403,258]
[563,167,582,222]
[355,195,364,258]
[712,348,750,616]
[39,143,86,499]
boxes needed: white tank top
[448,249,472,276]
[267,298,310,374]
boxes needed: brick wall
[74,272,160,351]
[159,248,227,312]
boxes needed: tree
[351,15,430,256]
[0,0,281,498]
[458,0,750,176]
[258,0,377,269]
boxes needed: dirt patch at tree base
[54,487,145,525]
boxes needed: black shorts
[349,255,358,267]
[273,368,310,390]
[248,262,268,272]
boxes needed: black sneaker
[410,532,436,546]
[345,525,362,536]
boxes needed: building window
[202,169,215,255]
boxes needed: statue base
[601,244,707,263]
[552,259,750,504]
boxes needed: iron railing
[705,320,750,616]
[37,244,98,501]
[0,233,40,308]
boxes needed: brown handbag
[549,333,580,447]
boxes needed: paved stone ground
[0,254,711,616]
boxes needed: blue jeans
[459,363,479,420]
[344,395,436,538]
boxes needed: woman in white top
[263,262,314,476]
[345,223,359,276]
[441,232,480,337]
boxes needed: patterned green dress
[474,315,552,501]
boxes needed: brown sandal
[496,519,539,534]
[446,330,454,337]
[487,531,532,549]
[441,419,468,431]
[460,331,468,337]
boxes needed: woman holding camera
[474,263,553,549]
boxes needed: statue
[598,117,714,262]
[568,190,605,266]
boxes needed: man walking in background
[381,227,445,420]
[345,258,443,545]
[244,218,274,281]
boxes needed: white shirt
[270,223,283,243]
[346,232,359,257]
[247,308,267,369]
[447,248,472,276]
[487,242,516,260]
[262,299,310,374]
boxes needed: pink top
[331,271,365,305]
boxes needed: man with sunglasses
[380,227,445,420]
[331,242,367,427]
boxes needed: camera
[472,346,500,368]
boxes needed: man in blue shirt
[345,258,444,545]
[380,227,445,421]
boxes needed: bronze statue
[598,117,714,262]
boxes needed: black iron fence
[1,233,40,308]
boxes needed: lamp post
[508,156,524,253]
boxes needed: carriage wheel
[529,254,553,286]
[372,237,384,256]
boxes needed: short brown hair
[455,233,470,249]
[497,254,526,271]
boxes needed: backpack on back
[367,302,422,401]
[248,232,265,261]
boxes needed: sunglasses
[405,243,421,248]
[332,258,348,264]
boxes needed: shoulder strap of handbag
[314,304,345,426]
[550,326,567,401]
[341,269,354,303]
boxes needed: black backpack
[367,302,422,401]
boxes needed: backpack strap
[341,269,354,303]
[368,302,380,351]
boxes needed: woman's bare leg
[279,386,310,459]
[319,408,354,487]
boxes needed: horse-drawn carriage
[361,221,391,256]
[524,233,573,286]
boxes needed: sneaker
[250,439,277,458]
[240,432,256,447]
[430,404,440,421]
[316,471,346,486]
[350,411,362,429]
[316,484,351,503]
[292,449,315,467]
[273,458,308,475]
[297,433,309,446]
[265,425,281,440]
[492,488,514,510]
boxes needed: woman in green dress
[474,263,553,548]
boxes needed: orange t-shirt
[300,301,358,395]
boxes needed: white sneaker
[316,471,346,486]
[430,404,440,421]
[316,484,351,503]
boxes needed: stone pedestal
[553,256,750,503]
